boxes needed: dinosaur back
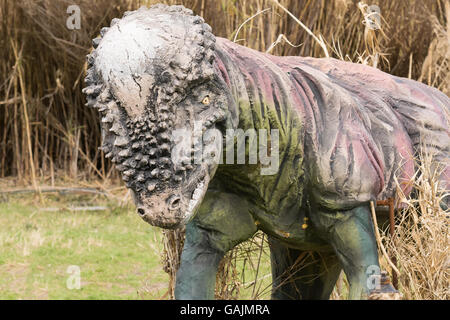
[216,38,449,210]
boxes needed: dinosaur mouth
[180,171,210,225]
[135,167,211,229]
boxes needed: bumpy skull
[83,5,231,228]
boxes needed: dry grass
[161,228,185,299]
[1,0,448,181]
[1,0,448,300]
[215,232,273,300]
[380,149,449,300]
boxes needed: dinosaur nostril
[168,196,181,210]
[137,208,145,216]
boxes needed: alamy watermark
[366,265,381,291]
[171,121,280,176]
[66,5,81,30]
[66,265,81,290]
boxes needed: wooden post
[388,197,398,289]
[375,197,398,289]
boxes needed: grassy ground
[0,193,169,300]
[0,192,273,300]
[1,184,446,300]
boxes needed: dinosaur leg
[175,190,258,299]
[269,236,341,300]
[312,204,380,299]
[174,222,225,300]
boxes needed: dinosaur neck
[212,38,306,213]
[214,39,288,133]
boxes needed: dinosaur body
[216,37,449,209]
[83,5,449,299]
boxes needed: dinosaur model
[83,4,449,299]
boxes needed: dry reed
[380,149,449,300]
[1,0,448,300]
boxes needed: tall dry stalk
[161,228,185,299]
[419,0,450,95]
[380,149,449,300]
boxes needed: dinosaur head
[83,5,232,228]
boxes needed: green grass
[0,193,275,300]
[0,194,168,300]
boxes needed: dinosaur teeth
[186,180,206,219]
[192,182,204,201]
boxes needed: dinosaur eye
[201,96,210,105]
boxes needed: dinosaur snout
[136,193,186,229]
[167,195,181,210]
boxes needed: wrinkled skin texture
[84,4,450,300]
